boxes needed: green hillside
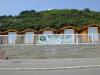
[0,8,100,31]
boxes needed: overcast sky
[0,0,100,16]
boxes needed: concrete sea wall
[0,44,100,59]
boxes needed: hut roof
[39,27,57,32]
[80,23,100,30]
[20,29,38,33]
[4,29,19,33]
[58,26,79,33]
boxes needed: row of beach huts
[0,24,100,44]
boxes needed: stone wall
[0,44,100,59]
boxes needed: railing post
[92,34,94,44]
[54,34,55,45]
[76,34,79,44]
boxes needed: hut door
[8,32,17,44]
[64,29,74,44]
[88,27,98,43]
[25,32,34,44]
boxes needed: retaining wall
[0,44,100,59]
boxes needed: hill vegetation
[0,8,100,31]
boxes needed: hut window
[8,32,17,44]
[43,30,53,34]
[25,32,34,44]
[88,27,98,34]
[64,29,74,34]
[64,29,74,44]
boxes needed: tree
[83,8,91,12]
[0,9,100,31]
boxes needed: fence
[0,34,100,45]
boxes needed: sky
[0,0,100,16]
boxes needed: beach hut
[58,25,79,44]
[20,29,38,44]
[39,27,57,44]
[4,29,18,44]
[79,24,100,43]
[39,27,57,34]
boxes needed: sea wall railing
[0,34,100,45]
